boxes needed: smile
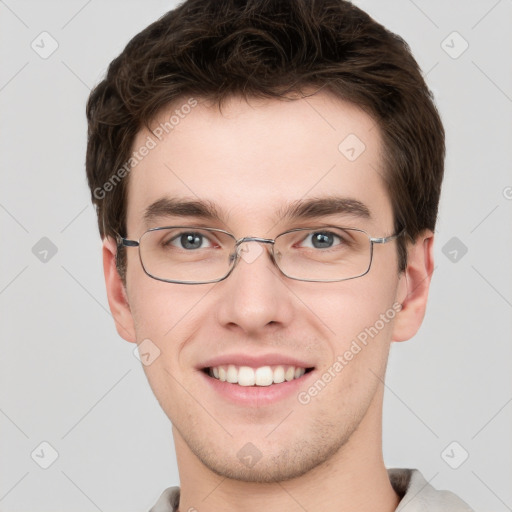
[204,364,314,386]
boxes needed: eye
[169,232,214,250]
[299,231,342,249]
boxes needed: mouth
[202,364,315,386]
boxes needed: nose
[215,240,295,335]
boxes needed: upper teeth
[208,365,307,386]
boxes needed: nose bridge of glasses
[236,236,275,246]
[233,237,275,264]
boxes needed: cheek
[127,277,221,391]
[127,281,210,417]
[307,274,399,346]
[301,284,398,412]
[127,269,209,337]
[305,277,400,402]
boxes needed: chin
[182,419,355,484]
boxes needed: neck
[173,387,400,512]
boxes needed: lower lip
[199,369,316,407]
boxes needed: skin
[103,91,434,512]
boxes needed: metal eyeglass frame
[116,226,405,285]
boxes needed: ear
[102,236,137,343]
[392,230,435,342]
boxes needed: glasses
[117,226,404,284]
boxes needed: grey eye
[301,231,341,249]
[170,232,211,250]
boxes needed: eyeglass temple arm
[370,229,406,244]
[121,239,139,247]
[114,232,139,248]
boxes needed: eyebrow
[276,196,371,222]
[143,197,222,226]
[142,196,371,227]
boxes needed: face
[105,91,428,483]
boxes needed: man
[85,0,474,510]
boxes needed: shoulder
[388,468,474,512]
[148,471,475,512]
[148,486,180,512]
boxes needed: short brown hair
[86,0,445,283]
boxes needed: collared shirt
[148,468,475,511]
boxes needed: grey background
[1,0,511,510]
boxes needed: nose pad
[237,240,265,265]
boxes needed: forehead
[125,92,392,235]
